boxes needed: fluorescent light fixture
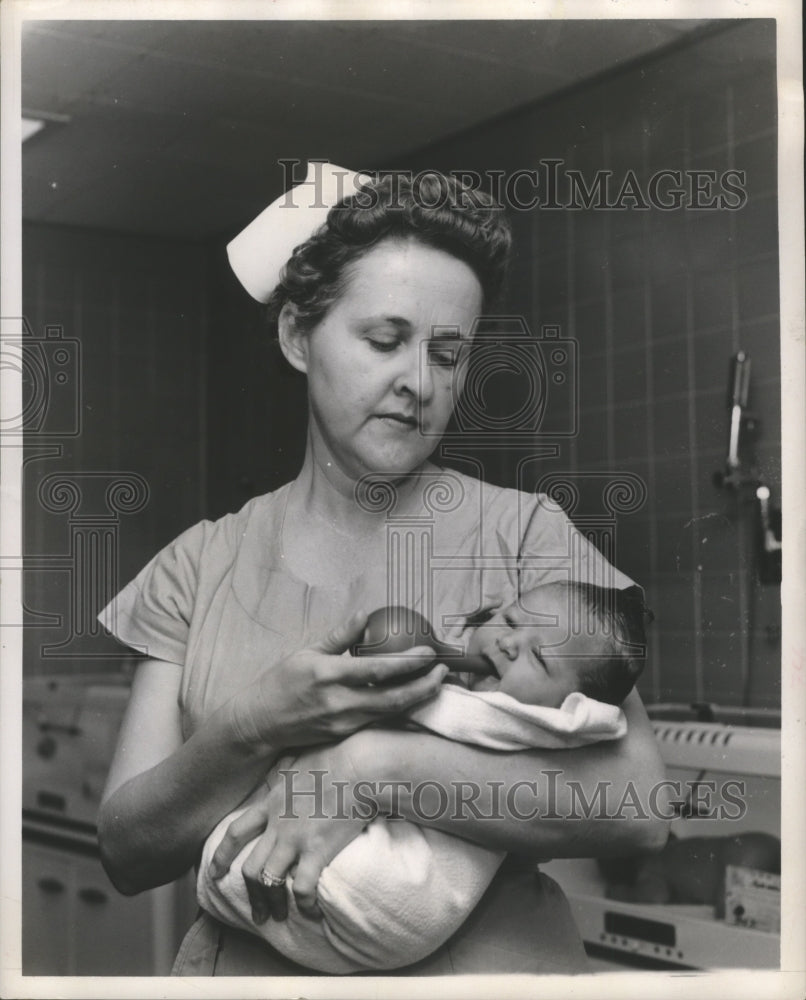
[21,116,45,142]
[21,109,71,143]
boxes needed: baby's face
[466,585,604,706]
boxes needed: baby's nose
[496,634,519,659]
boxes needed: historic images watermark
[278,158,748,212]
[0,318,81,438]
[275,769,748,824]
[1,316,149,655]
[420,318,579,443]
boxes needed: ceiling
[21,18,716,240]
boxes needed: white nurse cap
[226,161,370,303]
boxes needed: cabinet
[22,835,195,976]
[22,844,73,975]
[22,676,198,975]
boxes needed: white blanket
[197,688,625,973]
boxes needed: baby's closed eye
[461,600,504,630]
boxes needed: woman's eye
[429,352,457,368]
[427,342,459,368]
[368,338,398,353]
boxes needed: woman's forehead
[339,238,483,319]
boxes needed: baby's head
[466,582,650,707]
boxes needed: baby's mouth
[468,653,501,692]
[480,651,500,678]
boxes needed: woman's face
[286,238,483,481]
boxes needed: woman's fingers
[358,662,448,715]
[240,830,276,925]
[241,830,301,924]
[338,647,437,686]
[209,804,269,880]
[242,830,282,924]
[241,622,444,748]
[292,852,325,919]
[310,609,368,655]
[243,842,297,923]
[263,841,299,922]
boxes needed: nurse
[97,164,668,975]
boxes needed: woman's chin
[357,448,435,481]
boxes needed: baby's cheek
[502,666,547,704]
[465,630,483,655]
[468,674,500,693]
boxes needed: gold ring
[259,868,287,889]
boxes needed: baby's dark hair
[562,582,653,706]
[266,170,512,337]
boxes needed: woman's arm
[346,688,669,858]
[98,659,283,894]
[97,615,446,895]
[211,688,668,920]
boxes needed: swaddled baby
[197,580,649,973]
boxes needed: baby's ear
[627,657,646,683]
[617,584,655,624]
[277,302,308,374]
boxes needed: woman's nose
[395,343,434,401]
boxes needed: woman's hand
[98,616,446,897]
[209,746,372,923]
[228,611,447,751]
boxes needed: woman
[97,165,668,976]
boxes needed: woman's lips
[375,413,419,430]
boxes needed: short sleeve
[518,492,635,591]
[97,521,208,665]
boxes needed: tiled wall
[203,247,309,520]
[21,223,209,676]
[21,21,781,708]
[406,20,780,708]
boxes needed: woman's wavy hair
[266,170,513,337]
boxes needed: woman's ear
[277,302,308,374]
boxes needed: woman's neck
[292,437,436,536]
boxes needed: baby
[460,579,648,706]
[198,580,650,973]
